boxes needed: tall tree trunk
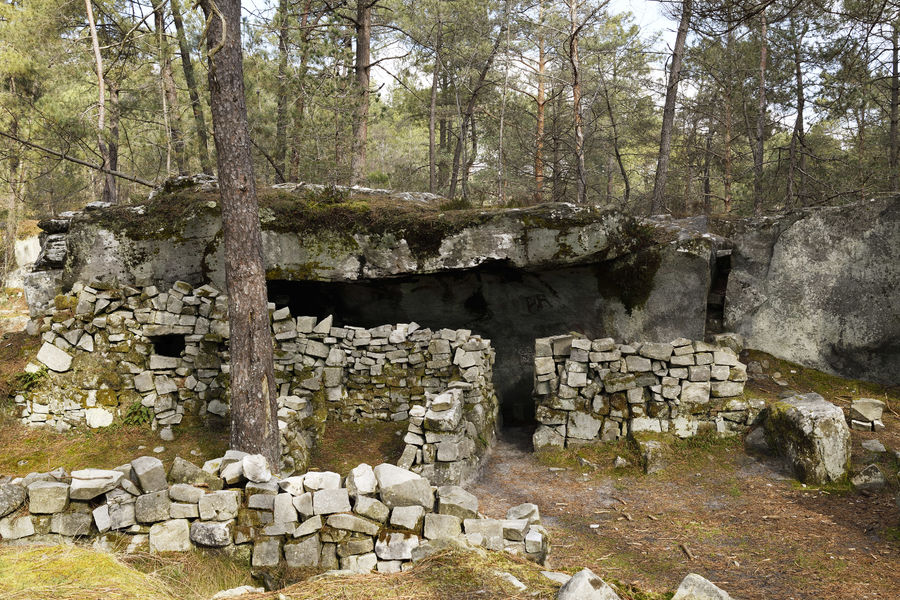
[551,80,564,202]
[350,0,372,185]
[157,4,186,175]
[84,0,116,204]
[428,22,442,194]
[753,8,767,215]
[462,117,478,199]
[787,19,807,208]
[891,22,899,193]
[568,0,586,204]
[702,133,712,215]
[497,15,510,204]
[4,79,20,282]
[534,1,546,204]
[601,76,629,204]
[171,0,212,173]
[108,81,120,199]
[288,1,315,181]
[650,0,691,215]
[448,32,502,199]
[723,26,734,213]
[274,0,290,182]
[198,0,280,468]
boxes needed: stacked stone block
[0,456,549,572]
[533,335,760,449]
[848,398,886,432]
[398,384,488,486]
[19,283,498,480]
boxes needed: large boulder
[723,197,900,385]
[763,393,851,484]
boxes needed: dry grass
[123,550,255,600]
[0,418,229,478]
[0,545,174,600]
[247,549,565,600]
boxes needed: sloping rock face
[24,183,721,420]
[763,393,851,484]
[723,197,900,385]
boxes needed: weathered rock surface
[763,393,851,484]
[0,483,26,518]
[671,573,732,600]
[37,194,720,418]
[723,197,900,385]
[556,568,621,600]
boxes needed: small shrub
[14,368,46,392]
[123,401,152,426]
[439,197,472,211]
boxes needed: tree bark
[787,18,808,207]
[448,32,502,199]
[650,0,691,215]
[568,0,586,204]
[109,80,120,177]
[702,133,712,215]
[288,1,315,181]
[157,3,186,175]
[534,1,546,204]
[350,0,372,185]
[601,71,629,204]
[428,21,442,194]
[198,0,280,468]
[171,0,212,174]
[891,22,899,193]
[723,25,734,213]
[274,0,290,183]
[84,0,117,204]
[753,8,767,215]
[497,15,511,204]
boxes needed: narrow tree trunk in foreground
[534,4,546,204]
[85,0,117,203]
[350,0,371,185]
[172,0,212,173]
[890,22,899,193]
[199,0,280,469]
[274,0,290,182]
[650,0,691,215]
[428,23,442,194]
[157,3,186,175]
[753,8,767,215]
[568,0,586,204]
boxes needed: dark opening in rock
[266,254,706,426]
[149,334,186,358]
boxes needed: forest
[0,0,899,243]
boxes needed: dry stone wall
[532,335,759,449]
[0,454,549,573]
[18,282,498,478]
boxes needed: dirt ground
[467,426,899,600]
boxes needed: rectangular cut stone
[313,489,352,515]
[625,355,652,372]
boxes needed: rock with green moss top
[762,393,850,484]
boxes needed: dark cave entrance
[267,261,622,426]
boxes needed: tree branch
[0,129,155,187]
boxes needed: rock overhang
[53,181,721,291]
